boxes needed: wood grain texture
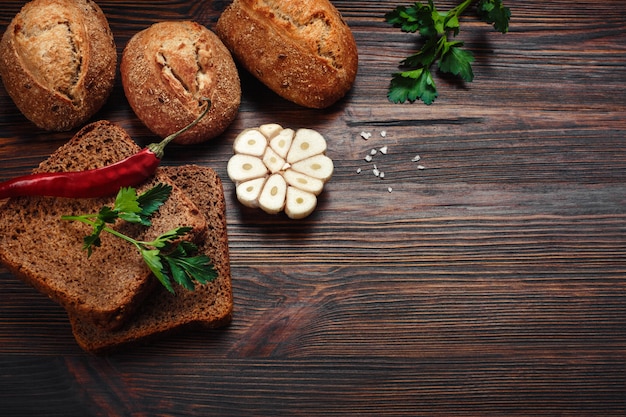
[1,1,625,416]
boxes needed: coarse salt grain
[379,145,388,154]
[380,131,387,138]
[370,148,377,156]
[417,165,425,170]
[411,155,421,162]
[360,131,372,140]
[364,154,373,162]
[388,186,393,193]
[356,168,362,174]
[373,168,380,177]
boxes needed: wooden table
[1,1,624,415]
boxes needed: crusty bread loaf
[0,0,117,131]
[215,0,358,109]
[69,165,233,353]
[121,21,241,145]
[0,121,208,331]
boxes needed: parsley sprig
[385,0,511,104]
[61,183,216,293]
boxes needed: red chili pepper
[0,99,210,200]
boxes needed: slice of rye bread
[68,165,233,353]
[0,121,208,331]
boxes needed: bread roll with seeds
[216,0,358,109]
[0,0,116,131]
[121,21,241,145]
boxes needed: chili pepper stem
[147,98,212,158]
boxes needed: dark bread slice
[69,165,233,353]
[0,121,207,331]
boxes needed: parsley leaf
[385,0,510,104]
[136,183,172,220]
[163,241,216,291]
[438,41,475,82]
[114,187,141,215]
[142,248,172,292]
[150,226,193,249]
[61,183,215,293]
[477,0,511,34]
[388,68,438,104]
[98,206,118,224]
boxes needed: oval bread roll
[216,0,358,109]
[121,21,241,145]
[0,0,117,131]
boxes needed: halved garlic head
[227,124,334,219]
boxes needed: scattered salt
[411,155,421,162]
[360,131,372,140]
[417,165,425,170]
[356,168,362,174]
[370,148,377,156]
[373,168,380,177]
[380,131,387,138]
[379,145,388,155]
[364,154,373,162]
[387,187,393,193]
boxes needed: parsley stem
[61,215,148,250]
[448,0,475,19]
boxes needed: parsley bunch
[385,0,511,104]
[62,183,216,293]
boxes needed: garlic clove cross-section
[258,173,287,214]
[285,186,317,219]
[227,124,333,219]
[233,129,267,157]
[269,128,295,159]
[226,154,268,183]
[236,177,266,208]
[290,154,334,182]
[283,169,324,195]
[286,128,327,163]
[263,146,286,174]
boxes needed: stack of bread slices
[0,121,233,353]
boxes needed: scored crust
[0,0,117,131]
[216,0,358,109]
[121,21,241,145]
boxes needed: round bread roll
[121,21,241,145]
[0,0,116,132]
[215,0,358,109]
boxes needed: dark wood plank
[1,0,625,415]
